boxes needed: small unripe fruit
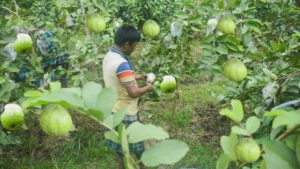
[86,14,106,32]
[235,138,261,163]
[217,17,236,34]
[142,20,160,37]
[13,33,33,54]
[160,75,177,93]
[223,59,247,82]
[0,103,24,131]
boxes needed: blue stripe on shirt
[116,62,132,74]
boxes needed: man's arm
[134,73,146,80]
[115,62,152,98]
[124,82,153,98]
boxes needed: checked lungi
[104,114,144,158]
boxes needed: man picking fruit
[102,24,155,169]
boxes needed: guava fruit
[0,103,24,131]
[86,14,106,32]
[217,17,236,34]
[40,104,73,136]
[160,75,176,93]
[142,19,160,37]
[13,33,33,54]
[223,59,247,82]
[235,138,261,163]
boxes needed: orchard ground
[0,76,232,169]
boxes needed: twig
[277,19,298,42]
[276,124,300,141]
[1,6,20,19]
[280,69,300,86]
[79,0,91,39]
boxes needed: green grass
[0,128,118,169]
[169,141,220,169]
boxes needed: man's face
[124,42,138,56]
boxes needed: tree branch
[276,124,300,141]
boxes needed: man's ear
[124,42,130,49]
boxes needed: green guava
[160,75,177,93]
[142,20,160,37]
[0,103,24,131]
[86,14,106,32]
[235,138,261,163]
[40,104,73,136]
[223,59,247,82]
[217,17,236,34]
[13,33,33,54]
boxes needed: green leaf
[86,109,104,121]
[60,88,81,97]
[24,90,43,98]
[248,25,261,35]
[246,18,263,26]
[141,140,189,167]
[55,0,74,8]
[246,116,261,134]
[296,134,300,165]
[219,99,244,122]
[104,131,119,143]
[264,110,286,117]
[216,44,229,54]
[112,108,127,127]
[262,68,278,80]
[231,126,250,136]
[272,110,300,129]
[283,134,297,150]
[0,76,5,84]
[103,107,127,128]
[23,90,84,109]
[216,153,231,169]
[220,133,238,160]
[49,81,61,93]
[96,87,117,120]
[228,0,238,7]
[82,82,102,109]
[263,140,299,169]
[263,153,294,169]
[127,122,169,143]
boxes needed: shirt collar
[111,47,130,60]
[111,47,134,70]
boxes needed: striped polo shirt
[102,47,138,116]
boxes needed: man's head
[114,25,141,55]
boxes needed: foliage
[21,81,189,168]
[217,99,300,169]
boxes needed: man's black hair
[114,24,141,46]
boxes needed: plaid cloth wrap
[104,114,144,158]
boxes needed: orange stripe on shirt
[117,71,134,79]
